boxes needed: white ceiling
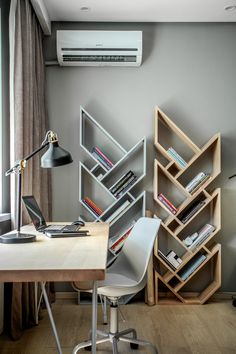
[42,0,236,22]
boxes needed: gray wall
[44,22,236,292]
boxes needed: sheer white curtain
[8,0,52,339]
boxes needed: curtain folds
[7,0,52,340]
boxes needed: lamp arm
[229,174,236,179]
[5,130,58,176]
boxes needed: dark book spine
[114,175,137,196]
[115,176,138,198]
[110,171,134,194]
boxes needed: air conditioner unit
[57,30,142,67]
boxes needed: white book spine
[168,147,187,167]
[189,225,215,250]
[106,200,130,222]
[185,172,206,192]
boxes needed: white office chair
[72,216,161,354]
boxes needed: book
[157,194,177,214]
[114,175,138,198]
[158,193,178,212]
[179,254,206,281]
[84,197,103,216]
[158,250,177,271]
[180,200,205,224]
[113,174,137,196]
[110,222,135,253]
[94,146,113,168]
[167,147,187,168]
[189,174,210,194]
[110,170,134,194]
[83,199,101,217]
[105,200,131,223]
[188,224,215,250]
[109,221,136,248]
[185,172,207,192]
[92,151,111,170]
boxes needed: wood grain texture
[0,223,109,282]
[1,300,236,354]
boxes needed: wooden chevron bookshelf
[153,107,221,304]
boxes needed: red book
[84,197,103,215]
[158,195,177,214]
[158,193,178,212]
[111,226,133,252]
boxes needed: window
[0,9,2,212]
[0,4,10,221]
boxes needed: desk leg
[92,281,97,354]
[40,282,62,354]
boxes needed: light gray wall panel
[44,22,236,292]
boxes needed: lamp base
[0,232,36,244]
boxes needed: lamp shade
[41,142,73,168]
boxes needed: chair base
[72,327,158,354]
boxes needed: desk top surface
[0,223,109,282]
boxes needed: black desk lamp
[0,131,73,244]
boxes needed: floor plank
[0,300,236,353]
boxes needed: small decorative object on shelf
[79,106,146,273]
[153,106,221,304]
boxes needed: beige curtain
[8,0,52,340]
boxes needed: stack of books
[109,221,135,253]
[91,146,114,170]
[109,171,137,198]
[185,172,210,194]
[83,197,103,217]
[105,200,131,223]
[158,250,182,270]
[183,224,215,251]
[166,147,187,168]
[180,200,205,224]
[179,253,207,281]
[157,193,178,214]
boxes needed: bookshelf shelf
[153,107,221,304]
[79,106,146,269]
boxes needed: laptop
[22,195,88,236]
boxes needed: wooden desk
[0,223,109,354]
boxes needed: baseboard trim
[56,291,236,301]
[56,291,78,299]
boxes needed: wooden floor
[0,299,236,354]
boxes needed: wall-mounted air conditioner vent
[57,30,142,67]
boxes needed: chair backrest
[108,217,161,285]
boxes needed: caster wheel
[232,299,236,307]
[130,343,139,349]
[85,345,92,351]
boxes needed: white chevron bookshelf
[79,106,146,267]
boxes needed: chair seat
[97,273,146,298]
[73,274,145,298]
